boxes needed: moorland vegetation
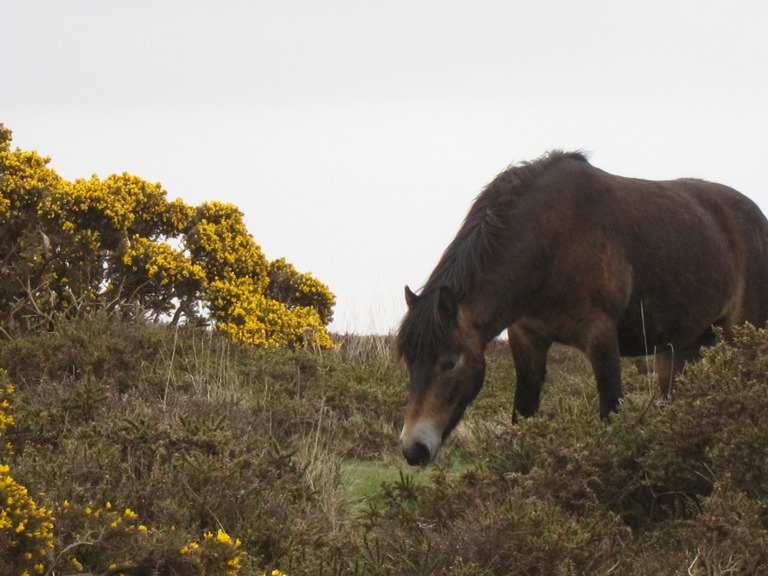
[3,315,768,575]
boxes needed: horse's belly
[615,292,729,356]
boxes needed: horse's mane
[396,150,588,361]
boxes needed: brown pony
[397,151,768,466]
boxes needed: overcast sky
[3,1,768,334]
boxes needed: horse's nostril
[403,441,431,466]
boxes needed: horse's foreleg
[584,318,624,419]
[508,323,551,421]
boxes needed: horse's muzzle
[400,416,441,466]
[402,440,431,467]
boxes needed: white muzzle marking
[400,418,442,464]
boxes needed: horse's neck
[458,296,510,350]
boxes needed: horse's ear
[436,285,458,319]
[404,285,419,308]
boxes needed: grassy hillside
[2,314,768,575]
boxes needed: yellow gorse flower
[179,541,200,555]
[182,527,246,575]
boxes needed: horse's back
[628,175,766,345]
[630,175,768,329]
[541,159,768,352]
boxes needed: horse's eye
[439,358,457,372]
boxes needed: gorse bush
[0,124,334,348]
[0,377,55,575]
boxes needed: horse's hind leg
[508,323,552,421]
[655,349,682,399]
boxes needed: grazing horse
[397,151,768,466]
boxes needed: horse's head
[396,285,486,466]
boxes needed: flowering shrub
[0,124,335,347]
[268,258,335,325]
[208,275,334,349]
[185,201,270,285]
[59,501,156,571]
[187,203,335,347]
[0,373,55,575]
[180,528,246,576]
[0,126,63,223]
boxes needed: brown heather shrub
[642,324,768,502]
[361,468,629,575]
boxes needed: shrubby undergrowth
[1,315,768,575]
[362,325,768,576]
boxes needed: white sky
[3,1,768,334]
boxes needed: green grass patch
[341,460,413,510]
[340,459,473,512]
